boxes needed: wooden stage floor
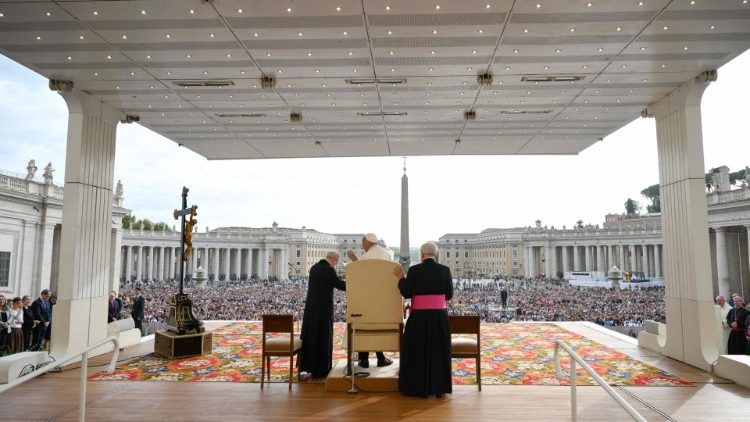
[0,321,748,422]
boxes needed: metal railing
[554,340,647,422]
[0,336,121,422]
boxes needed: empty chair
[449,315,481,391]
[261,314,302,390]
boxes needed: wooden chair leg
[289,354,293,390]
[267,356,271,381]
[260,353,265,390]
[476,356,481,391]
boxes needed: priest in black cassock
[299,252,346,378]
[394,242,453,397]
[726,295,750,355]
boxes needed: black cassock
[398,258,454,397]
[299,259,346,378]
[726,307,750,355]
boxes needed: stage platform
[0,321,749,421]
[324,359,400,392]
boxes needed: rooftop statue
[25,159,37,181]
[42,162,54,185]
[114,180,123,199]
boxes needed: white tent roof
[0,0,748,159]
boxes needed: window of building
[512,269,518,275]
[464,251,468,258]
[447,251,450,258]
[0,251,9,288]
[296,261,300,266]
[296,249,301,257]
[512,261,517,267]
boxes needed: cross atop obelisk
[400,158,410,271]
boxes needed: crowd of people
[113,276,666,332]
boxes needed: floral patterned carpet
[89,322,692,386]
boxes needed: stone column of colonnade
[561,245,570,275]
[221,248,230,280]
[646,71,719,369]
[572,246,580,271]
[211,247,219,279]
[243,248,252,279]
[715,227,730,299]
[124,246,132,282]
[259,248,269,279]
[50,88,123,359]
[524,247,532,277]
[608,245,616,270]
[653,244,661,278]
[596,246,605,273]
[583,246,591,271]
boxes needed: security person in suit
[132,287,145,336]
[31,289,51,350]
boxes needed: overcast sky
[1,50,748,248]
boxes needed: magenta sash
[411,294,447,310]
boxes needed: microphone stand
[348,313,362,394]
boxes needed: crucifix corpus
[166,186,204,335]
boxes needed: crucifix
[165,186,204,335]
[173,187,198,294]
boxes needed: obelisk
[400,158,410,271]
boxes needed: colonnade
[525,243,663,278]
[120,245,289,281]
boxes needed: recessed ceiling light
[472,50,477,54]
[316,69,320,73]
[238,9,243,13]
[387,30,393,35]
[555,48,561,53]
[106,55,112,59]
[186,54,191,58]
[67,56,72,60]
[524,28,529,33]
[662,26,669,30]
[642,78,648,82]
[391,68,395,72]
[165,34,171,38]
[689,0,695,4]
[544,66,549,69]
[94,72,99,76]
[287,7,292,12]
[661,64,666,68]
[505,66,510,70]
[683,46,688,50]
[298,32,303,36]
[582,65,588,69]
[115,86,120,90]
[167,71,171,75]
[308,52,312,56]
[140,10,146,15]
[429,67,434,71]
[569,28,575,32]
[386,5,391,10]
[189,9,194,14]
[710,25,716,30]
[277,69,283,73]
[266,52,271,56]
[210,33,215,38]
[467,67,472,71]
[433,29,438,34]
[79,35,84,40]
[638,1,644,5]
[122,35,127,39]
[93,11,99,15]
[436,5,440,10]
[620,64,627,68]
[431,50,435,54]
[478,29,484,33]
[513,49,519,53]
[616,26,622,31]
[130,71,135,76]
[36,36,41,40]
[343,31,348,36]
[486,4,491,8]
[640,46,646,51]
[46,12,51,16]
[535,3,541,8]
[586,2,592,6]
[336,7,341,11]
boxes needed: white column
[584,246,592,271]
[212,248,219,279]
[243,248,251,278]
[51,89,121,358]
[109,228,122,292]
[654,244,661,278]
[608,245,616,270]
[221,248,230,279]
[35,224,56,293]
[618,245,625,270]
[124,246,132,282]
[146,247,153,281]
[259,248,268,279]
[596,245,605,273]
[524,247,532,277]
[643,245,650,277]
[715,227,730,298]
[573,246,580,271]
[629,245,636,272]
[561,246,569,275]
[545,245,554,278]
[647,72,718,369]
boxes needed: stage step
[714,355,750,389]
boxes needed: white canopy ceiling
[0,0,748,159]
